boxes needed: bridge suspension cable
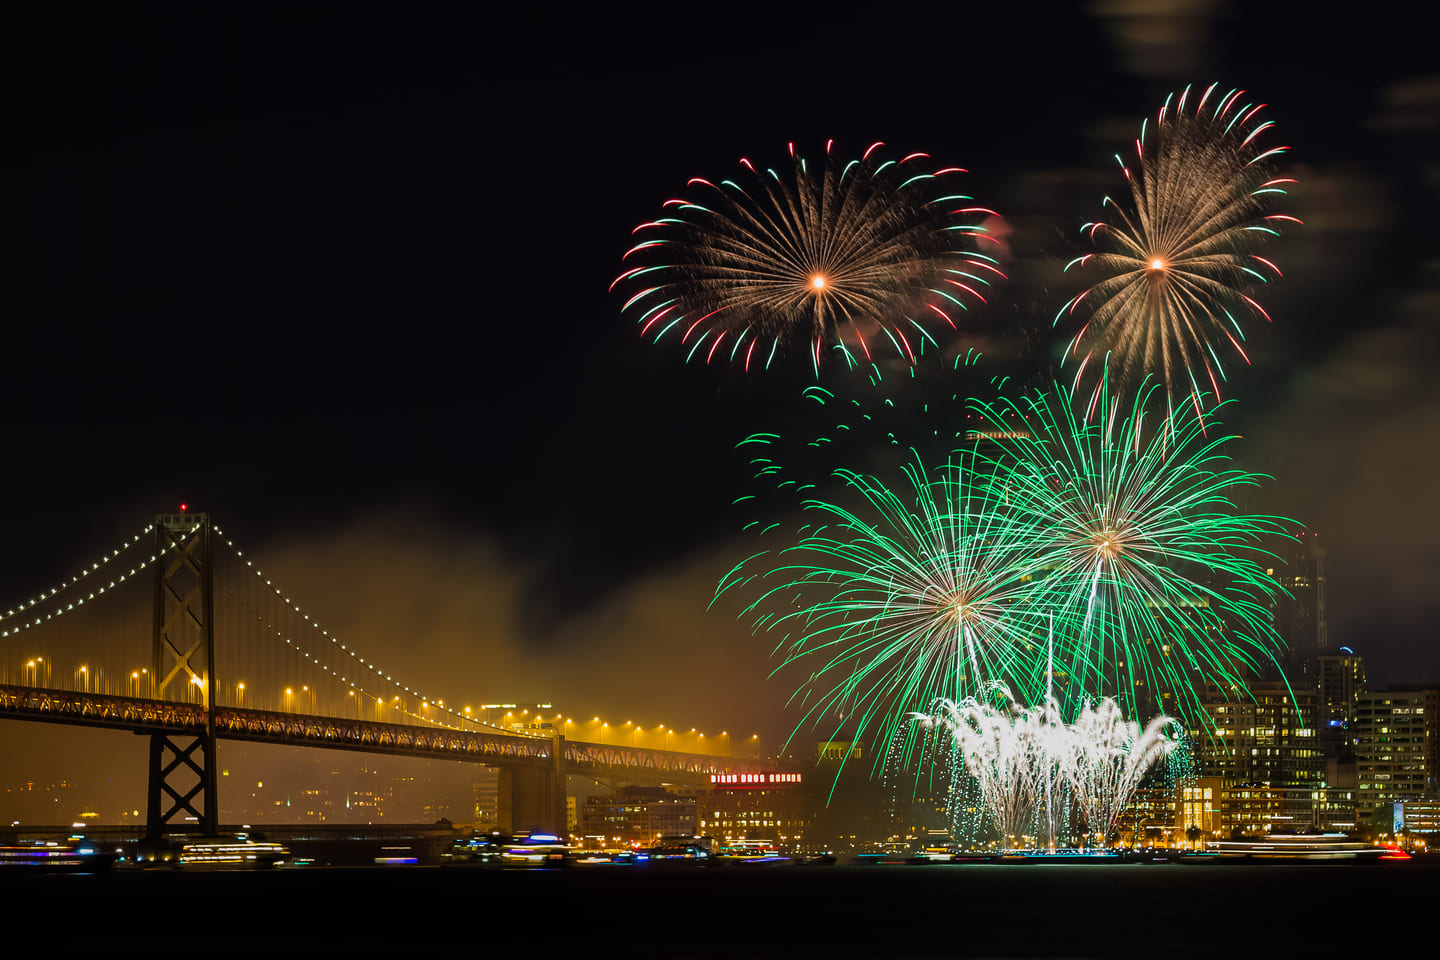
[212,526,511,734]
[1,524,156,635]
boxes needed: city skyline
[3,7,1439,809]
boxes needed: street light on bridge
[23,657,49,687]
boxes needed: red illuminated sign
[710,772,802,788]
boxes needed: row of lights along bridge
[3,659,761,755]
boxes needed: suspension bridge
[0,513,771,839]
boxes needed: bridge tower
[146,511,219,841]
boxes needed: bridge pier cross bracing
[147,512,219,840]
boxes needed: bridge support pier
[145,733,215,842]
[497,734,567,836]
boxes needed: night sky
[2,3,1438,781]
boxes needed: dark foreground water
[6,860,1427,957]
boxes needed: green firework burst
[971,377,1296,721]
[717,449,1054,766]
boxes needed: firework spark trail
[926,693,1049,845]
[616,142,1004,375]
[1057,83,1300,412]
[716,450,1053,767]
[972,377,1296,723]
[1066,699,1181,842]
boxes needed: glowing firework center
[1058,82,1300,410]
[615,141,1003,374]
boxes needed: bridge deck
[0,684,776,779]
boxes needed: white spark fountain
[920,689,1179,851]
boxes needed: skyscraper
[1267,530,1328,661]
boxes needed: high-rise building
[1354,687,1439,822]
[1191,680,1323,786]
[1316,648,1367,730]
[1266,531,1328,661]
[1298,646,1369,760]
[1189,680,1324,828]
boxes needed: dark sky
[2,2,1438,767]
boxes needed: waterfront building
[1119,785,1178,847]
[1176,780,1220,846]
[698,772,807,849]
[1392,799,1440,837]
[1219,781,1285,835]
[1174,777,1302,840]
[1305,785,1358,833]
[578,785,696,847]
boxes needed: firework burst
[615,142,1004,375]
[1057,83,1301,411]
[972,378,1294,722]
[716,451,1051,764]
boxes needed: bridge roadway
[0,683,771,780]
